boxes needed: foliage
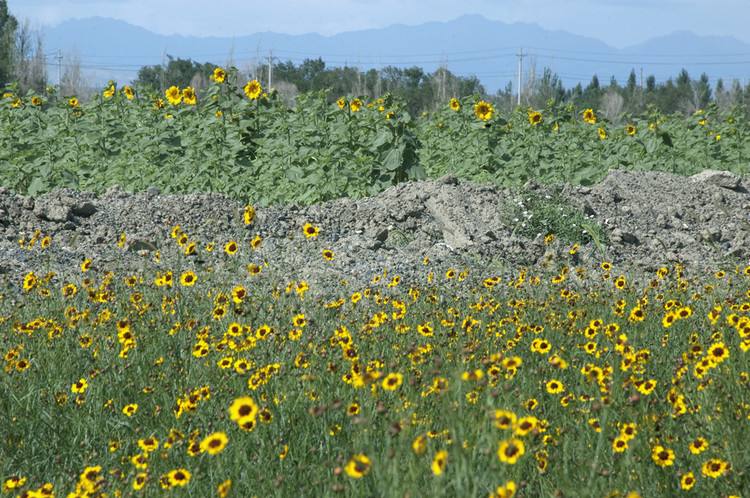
[1,72,749,205]
[1,227,750,497]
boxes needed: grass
[1,221,749,498]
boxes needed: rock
[690,170,744,192]
[72,202,97,217]
[33,198,72,222]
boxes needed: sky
[7,0,750,48]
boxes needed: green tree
[0,0,18,86]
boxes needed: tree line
[3,0,750,118]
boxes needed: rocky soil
[0,169,748,293]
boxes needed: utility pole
[639,67,644,89]
[516,48,524,106]
[267,50,273,90]
[57,49,62,88]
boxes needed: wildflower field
[1,67,749,205]
[2,67,750,498]
[2,216,750,497]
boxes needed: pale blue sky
[8,0,750,48]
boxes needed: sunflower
[199,432,229,455]
[345,402,361,416]
[449,98,461,111]
[651,445,675,467]
[23,272,37,291]
[244,80,262,100]
[612,436,628,453]
[224,240,239,256]
[71,378,88,394]
[498,438,525,464]
[350,98,363,112]
[229,396,258,422]
[165,86,181,105]
[69,97,79,108]
[545,379,564,394]
[527,110,542,126]
[511,418,537,438]
[598,127,607,140]
[138,437,159,453]
[182,87,197,105]
[122,403,138,417]
[583,108,597,124]
[474,100,494,121]
[679,472,696,490]
[431,450,448,476]
[493,481,517,498]
[701,458,729,478]
[626,124,637,136]
[302,222,320,239]
[31,96,42,106]
[707,342,729,364]
[122,85,135,100]
[337,97,346,109]
[688,437,708,455]
[243,205,255,225]
[132,472,147,491]
[212,67,227,83]
[166,469,191,487]
[344,454,371,479]
[322,248,334,260]
[382,372,403,391]
[493,410,516,430]
[179,271,197,287]
[103,84,115,99]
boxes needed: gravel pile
[0,169,748,294]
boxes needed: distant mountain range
[41,15,750,91]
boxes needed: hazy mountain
[40,15,750,91]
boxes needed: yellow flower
[69,97,80,108]
[431,450,448,476]
[71,378,88,394]
[243,205,256,225]
[583,108,597,124]
[474,100,494,121]
[244,79,262,100]
[103,85,115,99]
[449,98,460,111]
[493,481,517,498]
[528,110,542,126]
[498,438,525,464]
[302,222,320,239]
[122,403,138,417]
[344,454,371,478]
[122,85,135,100]
[350,98,363,112]
[179,270,197,287]
[598,127,607,140]
[199,432,229,455]
[651,445,675,467]
[382,372,403,391]
[212,67,227,83]
[182,86,197,105]
[337,97,346,109]
[165,86,181,105]
[626,124,637,136]
[680,472,696,490]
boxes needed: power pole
[267,50,273,90]
[57,49,62,88]
[639,67,643,89]
[517,48,524,106]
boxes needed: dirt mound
[0,170,748,291]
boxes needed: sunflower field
[2,217,750,497]
[1,67,749,205]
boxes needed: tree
[13,19,46,93]
[0,0,18,87]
